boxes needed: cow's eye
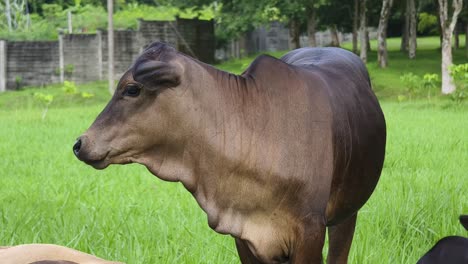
[123,84,140,97]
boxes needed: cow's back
[281,48,386,224]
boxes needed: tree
[377,0,394,68]
[458,0,468,58]
[2,0,30,31]
[454,22,460,48]
[353,0,359,53]
[289,18,301,49]
[359,0,367,62]
[213,0,274,47]
[400,0,410,51]
[217,0,320,50]
[5,0,12,32]
[307,0,337,47]
[437,0,463,94]
[107,0,114,94]
[276,0,307,49]
[408,0,417,59]
[316,0,352,48]
[329,24,340,46]
[307,2,317,47]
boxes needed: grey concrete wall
[0,40,6,92]
[62,33,101,83]
[0,18,216,91]
[100,30,141,77]
[6,41,60,89]
[138,19,177,48]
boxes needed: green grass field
[0,37,467,263]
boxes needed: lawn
[0,37,467,263]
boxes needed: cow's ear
[132,60,182,90]
[460,215,468,231]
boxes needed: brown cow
[0,244,123,264]
[73,42,386,263]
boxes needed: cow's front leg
[290,216,327,264]
[235,238,262,264]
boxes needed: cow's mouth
[77,150,111,170]
[73,136,136,169]
[80,149,135,170]
[85,156,111,170]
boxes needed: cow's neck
[143,62,272,238]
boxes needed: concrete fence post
[58,33,64,83]
[96,30,103,80]
[0,40,6,92]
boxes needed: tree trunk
[377,0,394,68]
[330,25,340,47]
[289,19,301,50]
[408,0,417,59]
[307,8,317,47]
[465,23,468,58]
[438,0,463,94]
[353,0,359,53]
[25,0,31,30]
[5,0,12,32]
[441,34,455,94]
[68,10,72,33]
[401,0,410,52]
[438,13,443,47]
[107,0,114,94]
[454,22,459,49]
[366,28,371,51]
[360,0,367,63]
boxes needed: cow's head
[73,43,196,172]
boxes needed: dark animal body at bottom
[417,215,468,264]
[74,43,387,263]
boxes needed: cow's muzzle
[73,135,109,169]
[73,138,82,156]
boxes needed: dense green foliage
[0,2,215,41]
[0,37,467,263]
[2,0,460,43]
[418,12,439,35]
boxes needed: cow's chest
[210,206,296,263]
[240,214,296,263]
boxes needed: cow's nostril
[73,138,82,156]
